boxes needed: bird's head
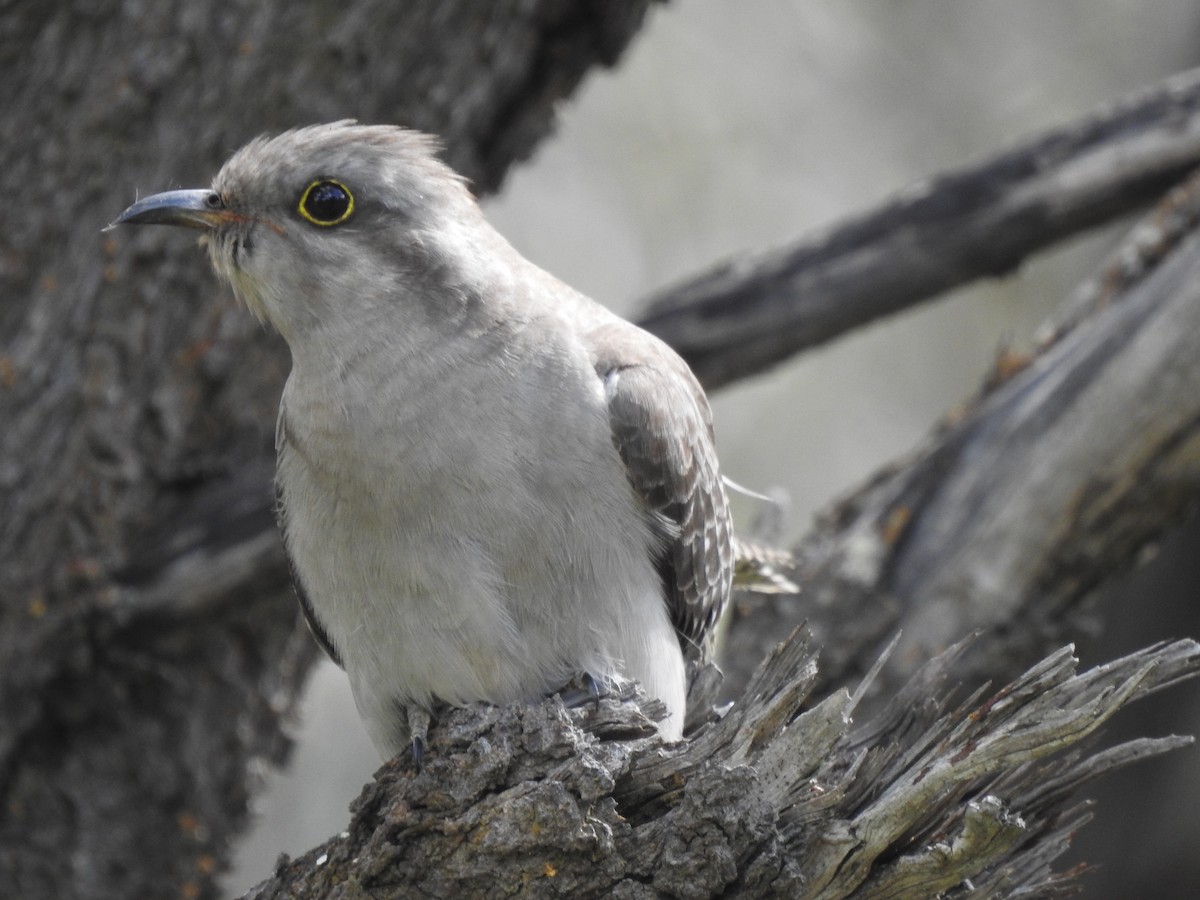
[113,121,488,345]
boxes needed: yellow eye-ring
[299,179,355,226]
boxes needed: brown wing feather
[591,324,733,661]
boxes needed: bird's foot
[406,706,432,770]
[556,672,604,711]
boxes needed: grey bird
[113,121,734,759]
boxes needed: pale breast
[274,340,686,746]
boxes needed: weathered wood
[242,634,1200,898]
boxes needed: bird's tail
[732,537,799,595]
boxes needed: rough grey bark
[3,4,1200,899]
[0,3,657,899]
[243,637,1200,899]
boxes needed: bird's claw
[557,672,603,711]
[407,707,431,770]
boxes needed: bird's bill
[109,189,231,231]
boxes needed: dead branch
[723,169,1200,702]
[637,68,1200,389]
[242,635,1200,898]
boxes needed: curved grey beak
[108,189,231,231]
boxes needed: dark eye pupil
[303,181,351,224]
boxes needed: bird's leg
[555,671,604,711]
[406,706,431,769]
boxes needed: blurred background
[227,2,1200,895]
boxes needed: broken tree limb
[241,635,1200,898]
[722,168,1200,702]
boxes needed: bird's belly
[277,429,686,755]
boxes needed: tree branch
[241,634,1200,898]
[637,67,1200,389]
[723,167,1200,702]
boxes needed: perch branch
[241,634,1200,898]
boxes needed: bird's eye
[298,180,354,226]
